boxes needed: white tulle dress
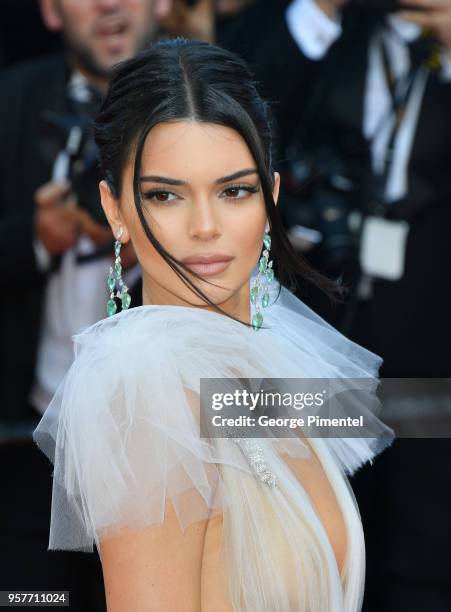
[33,274,395,612]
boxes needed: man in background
[0,1,171,608]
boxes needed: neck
[142,278,251,326]
[70,58,109,94]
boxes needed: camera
[281,141,388,275]
[282,147,359,271]
[38,107,108,227]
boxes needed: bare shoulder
[99,498,208,612]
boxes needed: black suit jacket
[0,54,142,421]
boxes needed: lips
[181,254,233,277]
[96,17,128,37]
[96,17,129,52]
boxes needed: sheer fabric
[33,276,395,610]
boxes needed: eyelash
[141,183,260,204]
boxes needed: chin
[98,54,130,72]
[185,287,235,308]
[92,45,135,73]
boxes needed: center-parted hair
[92,38,353,611]
[94,37,343,324]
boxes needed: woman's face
[100,120,280,322]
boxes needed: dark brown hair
[94,37,345,327]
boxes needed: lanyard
[368,31,424,216]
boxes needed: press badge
[359,215,410,281]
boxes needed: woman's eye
[222,184,259,200]
[141,184,259,203]
[142,190,178,203]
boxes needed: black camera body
[281,140,388,275]
[39,108,107,227]
[282,148,358,270]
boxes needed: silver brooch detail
[233,438,277,488]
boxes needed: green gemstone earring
[250,230,274,331]
[106,227,131,317]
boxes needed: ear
[39,0,64,32]
[265,172,280,233]
[99,180,131,243]
[272,171,280,206]
[154,0,173,19]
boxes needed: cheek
[124,205,182,278]
[127,213,161,265]
[64,2,93,34]
[226,203,267,263]
[127,1,153,29]
[138,206,186,255]
[127,0,149,9]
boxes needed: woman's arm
[99,498,208,612]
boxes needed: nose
[188,197,221,242]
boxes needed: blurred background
[1,0,450,610]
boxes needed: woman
[33,38,394,611]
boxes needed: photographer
[220,1,451,609]
[0,0,171,607]
[270,0,451,370]
[287,1,451,610]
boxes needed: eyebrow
[139,168,258,186]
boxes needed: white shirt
[286,0,451,202]
[30,71,140,415]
